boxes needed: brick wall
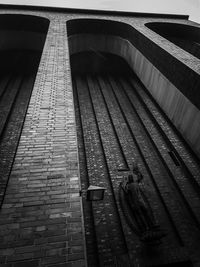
[0,7,199,267]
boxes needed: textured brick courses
[0,17,86,267]
[0,7,200,267]
[75,76,128,265]
[73,72,200,266]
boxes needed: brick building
[0,4,200,267]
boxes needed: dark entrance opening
[71,51,132,75]
[71,50,200,267]
[146,22,200,60]
[0,14,49,206]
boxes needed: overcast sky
[0,0,200,23]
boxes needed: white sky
[0,0,200,23]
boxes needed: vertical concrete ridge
[0,18,86,267]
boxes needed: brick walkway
[0,20,86,267]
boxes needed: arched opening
[71,51,132,75]
[67,19,200,267]
[0,14,49,205]
[146,22,200,60]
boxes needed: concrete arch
[145,22,200,60]
[67,18,135,58]
[145,22,200,44]
[67,18,135,38]
[67,18,200,159]
[67,18,144,78]
[0,14,50,51]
